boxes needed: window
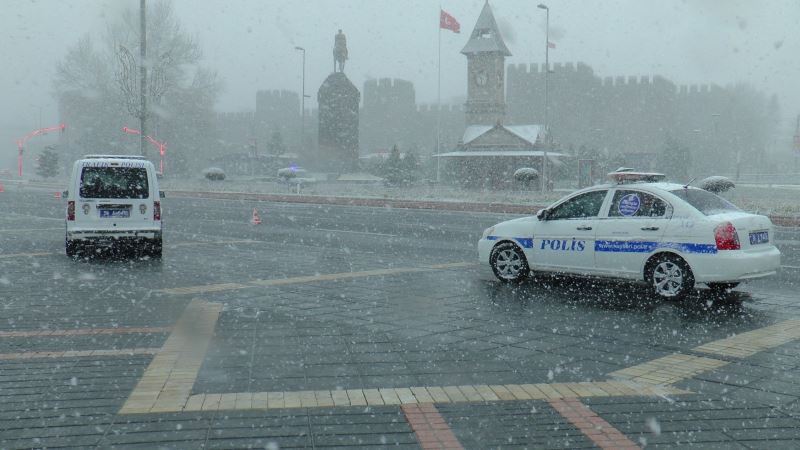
[608,190,669,218]
[79,167,149,199]
[670,188,739,216]
[548,190,608,220]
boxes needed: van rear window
[79,167,149,199]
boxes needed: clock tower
[461,1,511,126]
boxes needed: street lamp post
[294,46,307,154]
[537,3,550,192]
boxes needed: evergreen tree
[36,146,59,179]
[266,130,287,156]
[383,145,403,185]
[401,150,420,183]
[658,136,692,181]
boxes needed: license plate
[99,209,129,218]
[749,230,769,245]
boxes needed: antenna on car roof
[683,177,696,189]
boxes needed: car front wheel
[490,242,529,283]
[646,254,694,300]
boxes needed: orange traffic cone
[54,191,61,199]
[250,208,262,225]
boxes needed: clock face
[475,71,488,86]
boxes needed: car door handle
[641,226,660,231]
[576,226,593,230]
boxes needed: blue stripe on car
[485,236,534,249]
[595,240,717,254]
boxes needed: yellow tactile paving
[157,262,475,295]
[168,382,686,413]
[693,319,800,358]
[118,299,222,414]
[609,353,729,385]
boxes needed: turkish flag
[440,9,460,33]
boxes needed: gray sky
[2,0,799,150]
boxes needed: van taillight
[67,201,75,221]
[715,222,740,250]
[153,201,161,221]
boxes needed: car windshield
[79,167,149,199]
[670,188,739,215]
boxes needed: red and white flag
[548,41,556,49]
[440,9,460,33]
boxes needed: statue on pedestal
[333,29,348,73]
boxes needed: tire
[645,254,695,300]
[708,282,739,294]
[148,238,163,258]
[65,238,79,257]
[490,242,530,283]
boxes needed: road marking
[609,319,800,386]
[167,239,260,248]
[0,326,171,338]
[402,403,464,450]
[0,227,63,233]
[693,319,800,358]
[314,228,397,237]
[156,262,476,295]
[119,299,222,414]
[609,353,729,385]
[549,398,640,450]
[0,252,54,259]
[0,348,159,360]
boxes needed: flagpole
[436,5,442,183]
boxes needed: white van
[65,155,163,257]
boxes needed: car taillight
[67,201,75,221]
[715,222,740,250]
[153,201,161,221]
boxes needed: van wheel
[646,254,694,300]
[148,238,162,258]
[66,239,79,257]
[490,242,529,283]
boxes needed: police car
[64,155,163,257]
[478,170,781,299]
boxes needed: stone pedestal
[317,72,360,173]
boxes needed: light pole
[139,0,147,157]
[537,3,550,192]
[294,46,308,154]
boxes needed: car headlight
[482,226,495,239]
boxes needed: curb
[165,190,540,215]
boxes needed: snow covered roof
[461,124,544,146]
[461,2,512,56]
[435,150,565,157]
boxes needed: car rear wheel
[646,254,694,300]
[490,242,529,283]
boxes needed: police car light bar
[607,170,666,184]
[84,155,147,160]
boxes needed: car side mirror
[159,191,166,199]
[537,209,548,221]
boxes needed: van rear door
[75,163,152,230]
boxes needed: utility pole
[538,3,550,192]
[295,46,306,154]
[139,0,147,157]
